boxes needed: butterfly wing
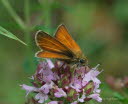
[36,51,70,59]
[55,24,82,55]
[35,31,74,59]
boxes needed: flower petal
[70,76,82,92]
[89,94,102,102]
[35,93,48,103]
[20,84,38,96]
[82,65,102,86]
[54,88,67,98]
[40,82,54,94]
[46,59,54,69]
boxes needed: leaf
[113,92,125,100]
[0,26,27,45]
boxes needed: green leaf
[113,92,125,100]
[0,26,27,45]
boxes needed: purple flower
[42,68,57,83]
[75,66,87,77]
[89,93,102,102]
[21,60,102,103]
[21,82,54,103]
[40,82,54,94]
[54,87,67,98]
[70,76,82,92]
[35,92,48,103]
[20,84,38,96]
[35,61,59,83]
[46,59,54,69]
[82,64,102,86]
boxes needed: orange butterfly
[35,24,88,66]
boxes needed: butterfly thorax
[69,53,88,66]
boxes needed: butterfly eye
[79,59,85,64]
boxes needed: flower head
[21,59,102,104]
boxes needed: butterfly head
[79,57,88,66]
[73,56,88,66]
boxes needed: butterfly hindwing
[36,51,71,59]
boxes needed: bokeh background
[0,0,128,104]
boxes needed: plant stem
[40,0,52,34]
[24,0,35,73]
[1,0,26,31]
[24,0,31,45]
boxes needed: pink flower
[54,88,67,98]
[35,61,59,83]
[46,59,54,69]
[70,76,82,92]
[76,66,87,78]
[93,81,101,93]
[35,92,48,103]
[21,60,102,103]
[82,64,102,86]
[89,94,102,102]
[42,68,57,82]
[20,84,38,96]
[40,82,54,94]
[21,82,54,103]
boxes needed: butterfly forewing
[55,25,82,55]
[35,31,74,59]
[35,24,88,65]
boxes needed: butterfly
[35,24,88,66]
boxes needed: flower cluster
[21,59,102,104]
[106,76,128,90]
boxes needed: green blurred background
[0,0,128,104]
